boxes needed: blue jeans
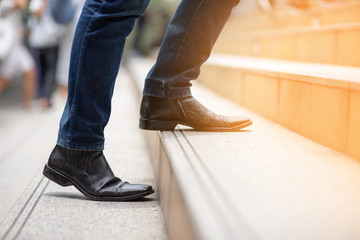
[57,0,240,150]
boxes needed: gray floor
[0,69,168,240]
[128,56,360,240]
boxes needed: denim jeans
[57,0,240,150]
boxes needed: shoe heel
[43,164,72,187]
[139,118,177,131]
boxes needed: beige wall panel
[167,177,196,240]
[319,4,360,25]
[276,16,311,29]
[310,85,349,152]
[199,66,224,95]
[147,132,161,181]
[158,149,172,223]
[200,66,244,104]
[288,0,320,8]
[238,40,255,56]
[217,68,244,104]
[214,40,253,56]
[336,30,360,67]
[295,32,336,64]
[347,91,360,161]
[262,36,295,60]
[242,74,279,121]
[279,80,312,138]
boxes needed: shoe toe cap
[228,116,251,125]
[121,182,153,194]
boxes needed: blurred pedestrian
[54,0,85,96]
[44,0,252,201]
[0,0,35,109]
[28,0,64,108]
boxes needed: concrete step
[0,70,168,240]
[199,54,360,161]
[126,56,360,240]
[217,1,360,67]
[231,1,360,32]
[0,96,64,222]
[215,22,360,67]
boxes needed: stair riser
[214,28,360,67]
[144,131,197,240]
[227,3,360,33]
[199,64,360,161]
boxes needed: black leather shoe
[43,145,154,201]
[139,95,252,131]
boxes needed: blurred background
[2,0,359,179]
[0,0,180,112]
[1,0,359,167]
[1,0,355,112]
[2,0,360,239]
[0,0,182,224]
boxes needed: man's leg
[140,0,252,131]
[0,78,10,94]
[44,0,154,201]
[0,44,35,109]
[40,46,59,108]
[23,67,35,109]
[58,0,149,150]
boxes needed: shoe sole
[43,164,154,201]
[139,118,253,131]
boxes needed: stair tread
[0,70,168,240]
[207,54,360,85]
[220,22,360,39]
[127,56,360,240]
[170,85,360,240]
[229,1,360,32]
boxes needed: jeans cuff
[143,83,192,99]
[57,138,104,151]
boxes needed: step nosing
[179,130,256,230]
[12,180,49,240]
[126,56,360,240]
[1,174,49,240]
[207,54,360,85]
[221,22,360,41]
[160,130,260,240]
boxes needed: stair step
[0,70,167,240]
[217,1,360,67]
[199,54,360,161]
[230,1,360,32]
[127,56,360,240]
[215,22,360,67]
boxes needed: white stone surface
[207,54,360,84]
[128,56,360,240]
[185,85,360,240]
[0,69,168,240]
[0,94,63,222]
